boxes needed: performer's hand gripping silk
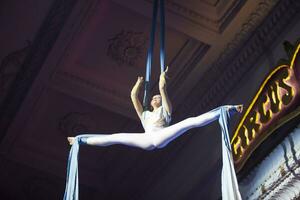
[64,66,243,200]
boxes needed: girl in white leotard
[64,67,243,200]
[67,67,243,149]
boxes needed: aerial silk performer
[64,68,243,200]
[63,0,243,199]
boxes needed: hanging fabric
[143,0,166,109]
[63,108,242,200]
[63,135,94,200]
[219,108,242,200]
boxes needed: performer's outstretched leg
[68,105,241,150]
[84,133,156,150]
[152,105,240,148]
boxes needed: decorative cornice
[145,0,244,32]
[261,162,300,199]
[0,0,79,141]
[240,129,300,199]
[176,0,300,119]
[169,41,210,93]
[0,42,32,105]
[213,0,280,69]
[56,71,129,102]
[164,0,219,25]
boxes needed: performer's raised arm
[131,76,144,118]
[159,66,172,115]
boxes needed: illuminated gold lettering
[257,94,271,123]
[233,124,252,159]
[278,68,294,105]
[233,134,242,160]
[233,44,300,169]
[244,111,260,140]
[267,81,280,113]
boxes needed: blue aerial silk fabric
[63,107,242,200]
[219,107,242,200]
[63,134,94,200]
[142,0,166,108]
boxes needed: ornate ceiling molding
[55,70,129,103]
[0,0,80,141]
[146,0,244,33]
[169,40,210,93]
[239,127,300,199]
[52,70,135,119]
[213,0,280,70]
[164,0,219,26]
[0,42,32,106]
[107,30,147,67]
[176,0,300,118]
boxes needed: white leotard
[140,106,171,132]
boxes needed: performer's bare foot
[67,137,75,145]
[236,104,243,113]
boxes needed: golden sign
[231,43,300,172]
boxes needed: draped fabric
[143,0,165,109]
[219,107,242,200]
[63,137,79,200]
[63,134,95,200]
[63,107,242,200]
